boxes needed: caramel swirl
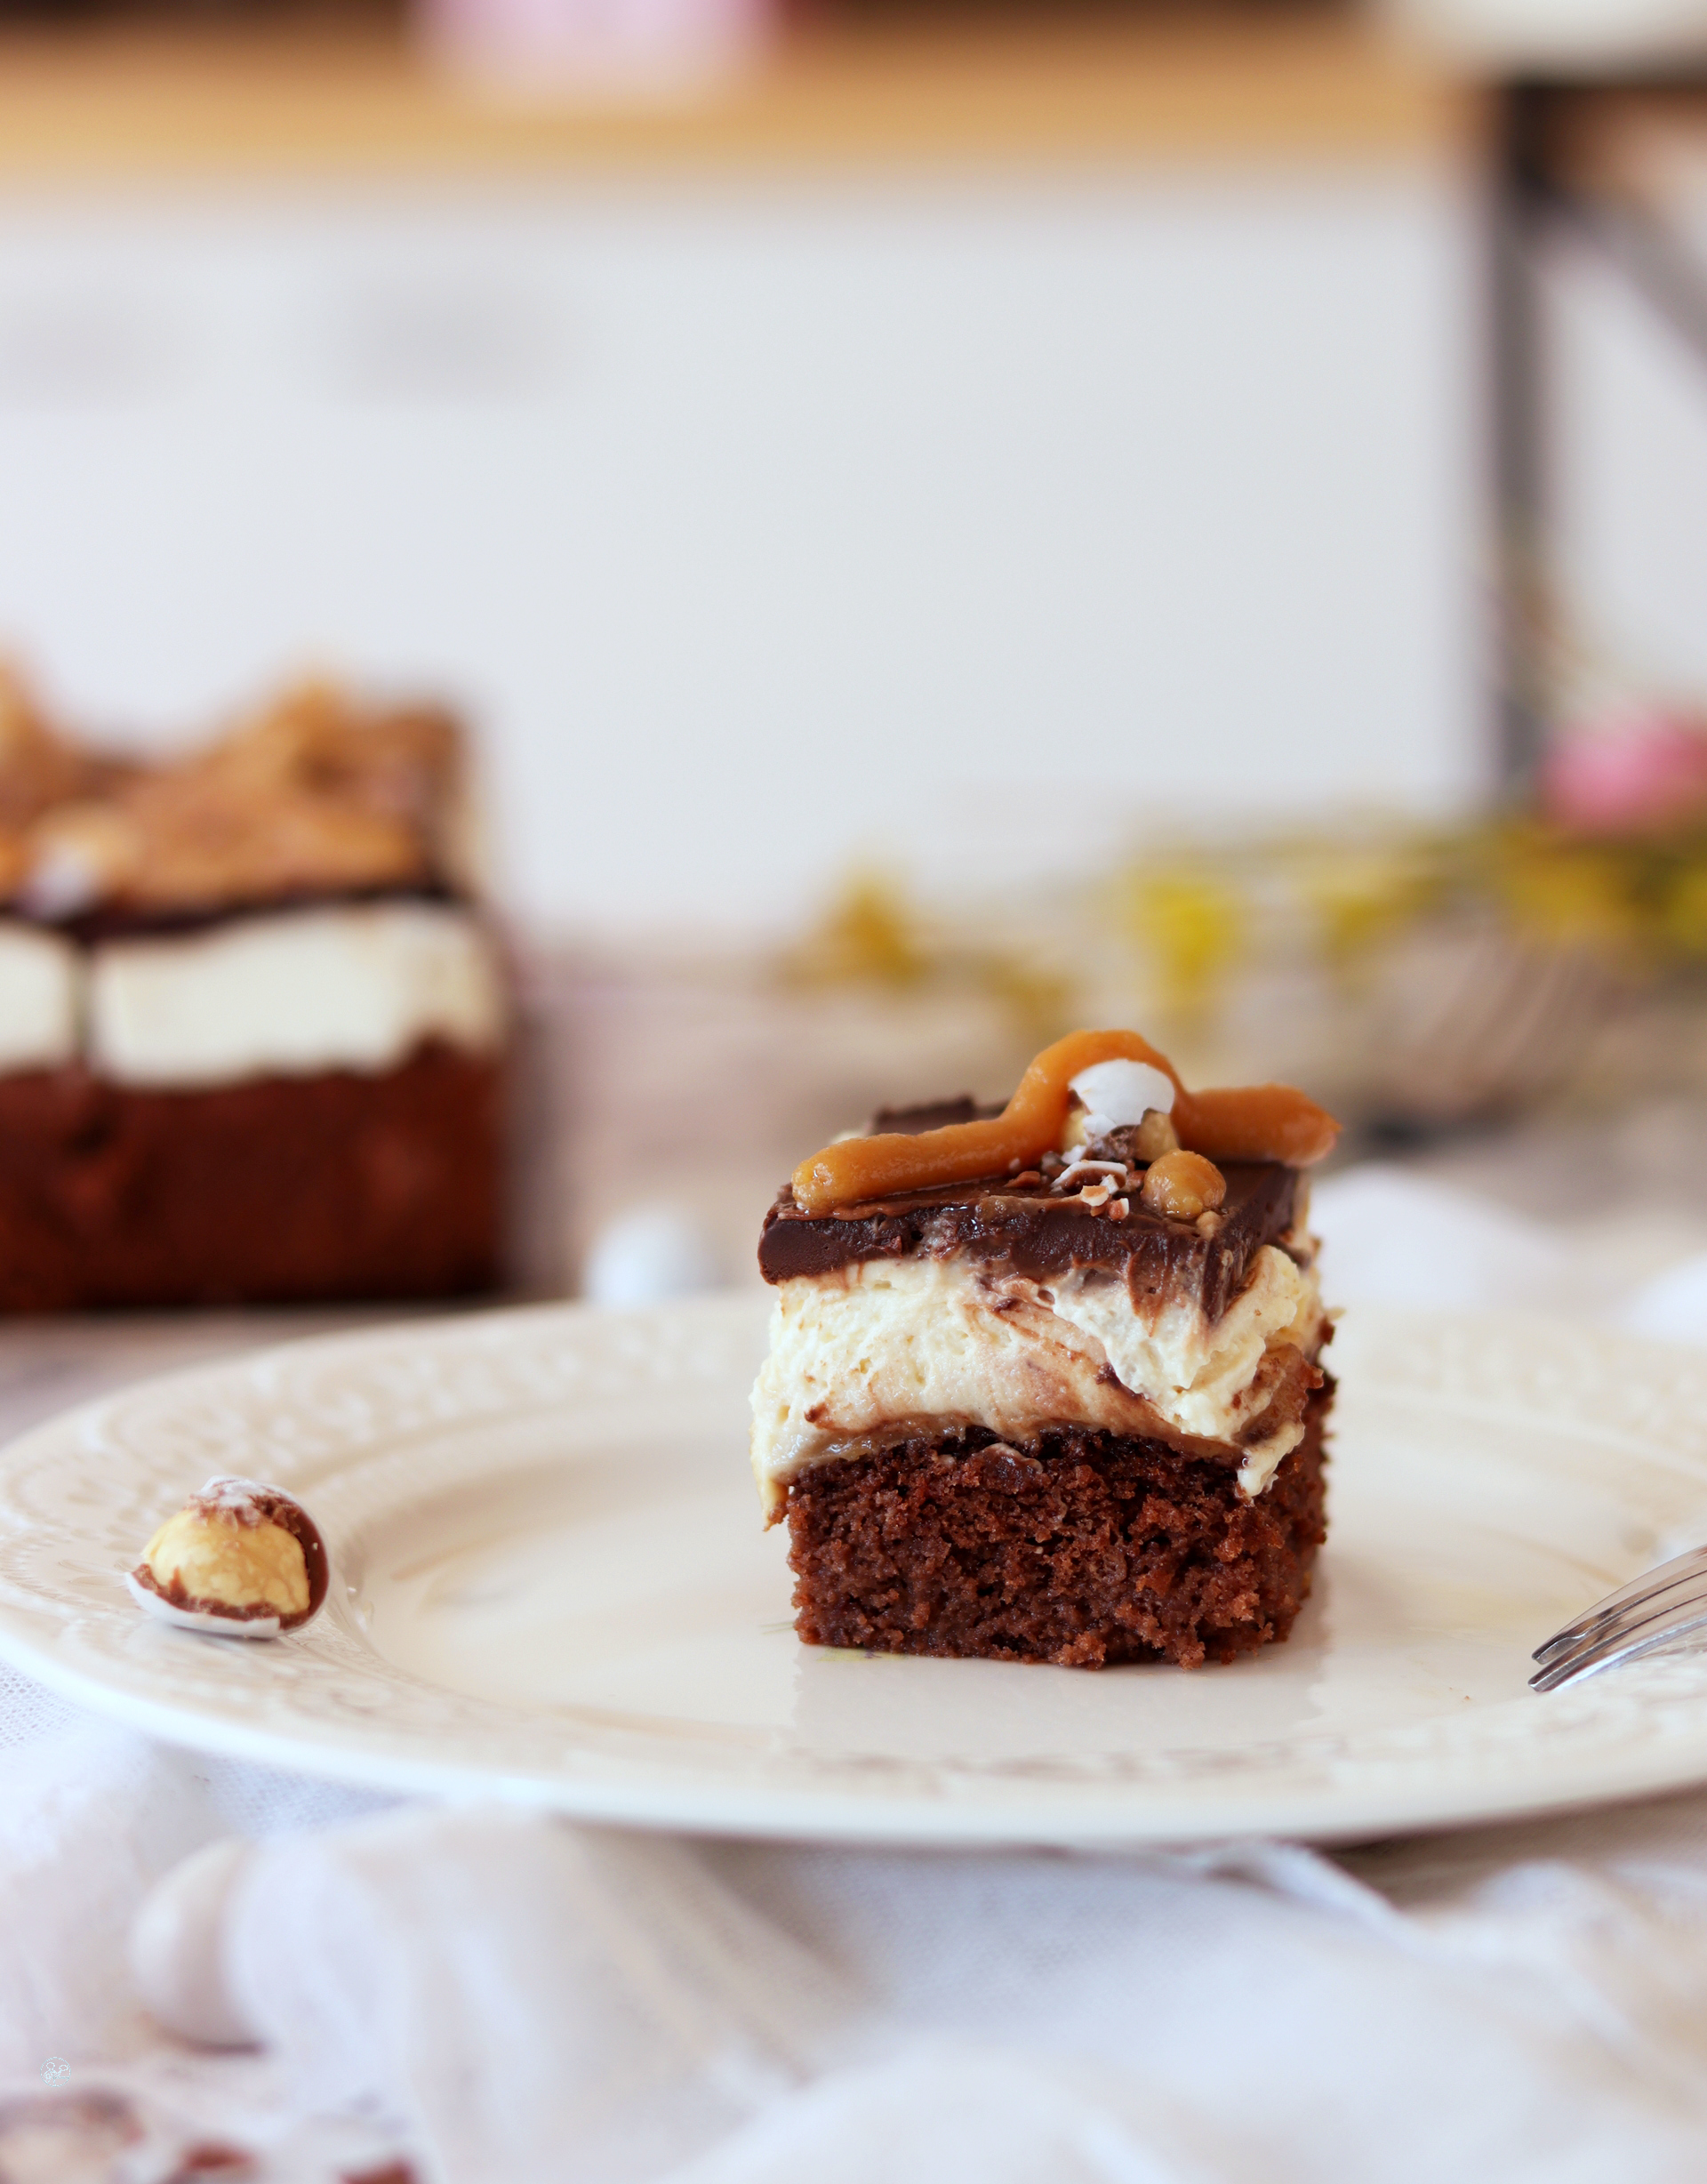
[789,1029,1339,1216]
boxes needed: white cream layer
[88,903,506,1088]
[749,1243,1323,1516]
[0,923,78,1071]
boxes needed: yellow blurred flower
[782,873,926,989]
[1494,831,1636,951]
[1293,844,1435,965]
[1118,867,1246,1018]
[1663,861,1707,960]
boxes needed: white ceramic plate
[5,1296,1707,1847]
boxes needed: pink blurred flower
[421,0,773,87]
[1541,710,1707,836]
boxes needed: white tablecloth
[11,1170,1707,2184]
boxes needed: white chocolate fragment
[1069,1058,1176,1127]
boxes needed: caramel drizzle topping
[789,1029,1340,1217]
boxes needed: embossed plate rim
[5,1296,1707,1845]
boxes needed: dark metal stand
[1489,71,1707,799]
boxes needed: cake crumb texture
[785,1381,1331,1669]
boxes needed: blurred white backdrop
[1548,201,1707,714]
[0,173,1482,935]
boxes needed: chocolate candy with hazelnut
[127,1477,329,1639]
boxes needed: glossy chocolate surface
[759,1157,1302,1321]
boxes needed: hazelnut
[1128,1110,1181,1162]
[1057,1099,1089,1156]
[127,1477,328,1639]
[1086,1112,1180,1166]
[1140,1149,1227,1223]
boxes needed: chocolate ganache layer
[759,1156,1303,1324]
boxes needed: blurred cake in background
[0,673,509,1309]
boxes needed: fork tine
[1535,1544,1707,1658]
[1533,1570,1707,1666]
[1536,1563,1707,1659]
[1530,1577,1707,1691]
[1531,1590,1707,1691]
[1533,1544,1707,1663]
[1535,1569,1707,1682]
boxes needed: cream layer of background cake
[0,903,506,1084]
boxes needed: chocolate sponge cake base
[784,1381,1332,1669]
[0,1040,503,1310]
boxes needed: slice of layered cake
[751,1031,1339,1667]
[0,674,509,1308]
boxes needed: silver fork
[1531,1546,1707,1691]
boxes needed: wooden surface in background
[0,17,1471,181]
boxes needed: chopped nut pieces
[1054,1158,1128,1192]
[0,667,118,831]
[1141,1150,1228,1223]
[127,1476,328,1638]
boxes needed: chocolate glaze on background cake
[0,672,509,1308]
[750,1032,1338,1669]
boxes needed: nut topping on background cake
[0,667,129,899]
[127,1478,329,1639]
[0,676,473,925]
[0,667,117,829]
[21,802,140,919]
